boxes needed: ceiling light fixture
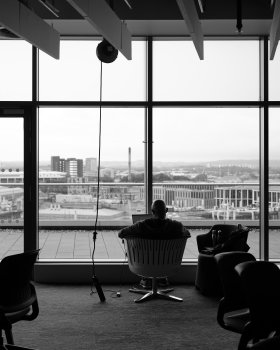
[236,0,243,34]
[197,0,204,13]
[123,0,132,10]
[38,0,60,18]
[96,38,118,63]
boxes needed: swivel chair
[0,250,39,349]
[123,235,188,303]
[214,251,256,333]
[235,261,280,349]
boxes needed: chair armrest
[22,283,39,321]
[217,298,227,329]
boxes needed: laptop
[132,214,153,224]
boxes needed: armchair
[123,235,188,303]
[195,224,250,295]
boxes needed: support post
[259,37,269,261]
[145,37,153,213]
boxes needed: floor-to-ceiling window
[38,107,145,259]
[152,40,260,259]
[0,37,276,263]
[37,40,146,260]
[0,40,32,257]
[0,117,24,256]
[269,44,280,261]
[153,107,260,258]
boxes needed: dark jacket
[118,217,191,239]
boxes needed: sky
[0,40,280,163]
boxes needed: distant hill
[6,158,280,171]
[0,161,23,170]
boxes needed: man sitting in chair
[119,199,191,289]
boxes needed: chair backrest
[0,250,39,308]
[215,251,256,306]
[197,224,238,252]
[124,236,187,278]
[0,250,39,285]
[211,224,238,235]
[132,214,153,224]
[235,261,280,338]
[197,224,250,254]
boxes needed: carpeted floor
[11,284,240,350]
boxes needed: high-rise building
[128,147,132,182]
[65,158,83,178]
[85,158,97,173]
[51,156,66,172]
[51,156,83,178]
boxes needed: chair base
[2,346,37,350]
[129,288,183,303]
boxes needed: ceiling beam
[270,0,280,59]
[66,0,132,60]
[176,0,204,59]
[0,0,60,59]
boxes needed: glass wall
[269,109,280,260]
[0,38,275,262]
[39,40,146,101]
[38,107,145,259]
[269,41,280,101]
[153,40,259,101]
[0,41,32,101]
[0,117,24,257]
[153,107,260,258]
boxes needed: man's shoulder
[167,218,183,227]
[118,222,141,238]
[166,219,191,237]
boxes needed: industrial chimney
[128,147,132,182]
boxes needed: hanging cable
[90,60,105,302]
[92,60,103,272]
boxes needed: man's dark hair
[151,199,168,219]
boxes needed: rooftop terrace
[0,228,274,261]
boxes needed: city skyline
[2,108,280,163]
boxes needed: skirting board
[34,262,197,284]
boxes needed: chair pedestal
[195,253,223,296]
[129,278,183,303]
[0,334,36,350]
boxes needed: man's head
[151,199,168,219]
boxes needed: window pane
[0,41,32,101]
[0,117,24,257]
[153,108,260,259]
[39,41,146,101]
[153,40,259,101]
[269,109,280,260]
[39,108,145,259]
[269,42,280,100]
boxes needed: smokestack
[128,147,132,182]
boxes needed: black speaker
[96,39,118,63]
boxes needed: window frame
[0,36,274,264]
